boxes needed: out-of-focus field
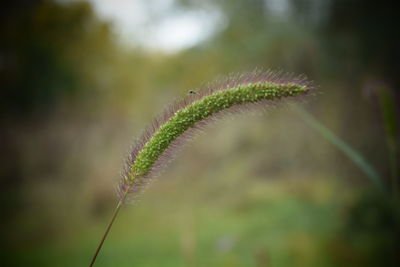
[1,1,399,266]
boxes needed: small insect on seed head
[188,90,197,94]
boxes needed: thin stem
[89,185,131,267]
[292,104,385,191]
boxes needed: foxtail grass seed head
[117,70,313,200]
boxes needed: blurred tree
[0,0,127,248]
[327,0,400,90]
[0,0,116,117]
[324,0,399,192]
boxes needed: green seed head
[118,71,312,199]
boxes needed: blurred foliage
[0,0,399,266]
[1,1,107,115]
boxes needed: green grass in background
[3,177,349,267]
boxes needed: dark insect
[188,90,197,94]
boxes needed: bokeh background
[1,0,399,266]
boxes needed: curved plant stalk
[292,104,385,191]
[89,71,312,266]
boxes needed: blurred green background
[1,0,399,266]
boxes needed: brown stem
[89,185,131,267]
